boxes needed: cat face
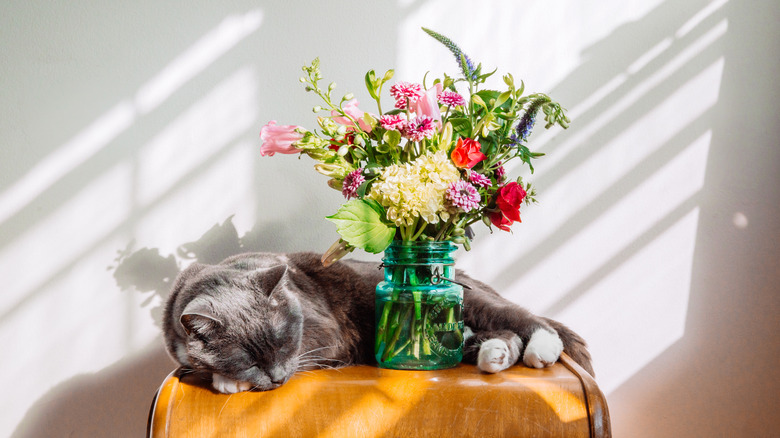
[179,265,304,390]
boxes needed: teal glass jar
[374,241,464,370]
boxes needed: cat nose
[268,366,287,384]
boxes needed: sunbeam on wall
[0,10,263,434]
[399,0,727,393]
[0,10,263,226]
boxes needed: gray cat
[163,252,593,394]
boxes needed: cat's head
[178,264,303,390]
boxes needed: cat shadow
[12,216,282,437]
[111,215,283,328]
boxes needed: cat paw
[212,373,252,394]
[477,336,522,373]
[523,328,563,369]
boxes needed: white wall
[2,1,778,436]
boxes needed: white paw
[212,373,252,394]
[523,328,563,369]
[477,337,521,373]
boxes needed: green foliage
[326,199,396,253]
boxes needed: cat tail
[543,317,595,377]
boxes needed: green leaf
[356,180,372,198]
[363,112,378,130]
[364,198,387,217]
[475,90,500,104]
[475,89,512,111]
[448,117,472,137]
[495,90,512,108]
[382,129,401,148]
[326,199,396,253]
[477,67,497,82]
[375,142,392,154]
[495,112,517,121]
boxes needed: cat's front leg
[523,327,564,369]
[464,328,523,373]
[462,280,565,370]
[211,373,252,394]
[465,327,563,372]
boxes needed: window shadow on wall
[6,1,402,436]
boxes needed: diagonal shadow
[6,0,737,435]
[492,103,718,294]
[487,0,727,292]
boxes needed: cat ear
[252,265,290,296]
[180,298,222,336]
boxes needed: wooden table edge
[148,356,611,438]
[559,353,612,438]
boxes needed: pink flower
[342,168,365,199]
[331,99,373,132]
[380,114,406,131]
[438,90,466,107]
[403,115,436,142]
[259,121,303,156]
[413,83,443,123]
[390,82,424,109]
[469,171,491,188]
[446,180,481,212]
[494,161,506,182]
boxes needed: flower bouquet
[260,28,569,369]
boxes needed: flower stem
[375,301,392,352]
[412,291,422,320]
[434,215,457,241]
[410,219,428,241]
[421,307,432,355]
[382,305,413,362]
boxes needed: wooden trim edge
[147,369,180,438]
[559,353,612,438]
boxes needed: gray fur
[163,252,593,392]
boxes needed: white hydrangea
[368,150,461,227]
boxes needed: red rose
[450,137,486,169]
[489,182,527,231]
[488,210,513,232]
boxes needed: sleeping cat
[162,252,593,394]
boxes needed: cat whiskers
[298,357,347,366]
[218,394,234,418]
[177,367,197,376]
[296,346,348,365]
[295,356,348,372]
[295,346,335,360]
